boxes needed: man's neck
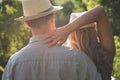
[31,25,55,36]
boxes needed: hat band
[42,6,54,13]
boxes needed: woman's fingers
[43,33,67,47]
[43,33,59,46]
[43,33,53,40]
[49,38,59,47]
[43,35,64,47]
[42,27,69,47]
[57,40,65,46]
[43,33,55,43]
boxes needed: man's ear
[49,13,55,28]
[50,13,54,23]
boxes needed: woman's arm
[64,6,103,33]
[65,6,115,55]
[96,7,116,56]
[43,6,116,56]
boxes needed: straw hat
[69,12,95,29]
[15,0,63,21]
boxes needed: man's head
[24,13,53,28]
[15,0,63,21]
[15,0,63,34]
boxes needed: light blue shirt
[2,35,101,80]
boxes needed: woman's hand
[43,27,70,47]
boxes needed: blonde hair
[68,24,113,80]
[69,24,98,59]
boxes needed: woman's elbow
[96,6,105,13]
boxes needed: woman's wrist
[63,24,73,35]
[64,22,78,34]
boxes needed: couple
[2,0,115,80]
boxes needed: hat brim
[15,6,63,22]
[79,23,95,29]
[70,12,95,29]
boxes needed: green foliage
[100,0,120,35]
[0,0,120,79]
[0,1,31,78]
[0,66,4,72]
[80,0,100,10]
[54,0,120,36]
[0,66,4,79]
[0,0,30,71]
[53,0,87,27]
[113,36,120,79]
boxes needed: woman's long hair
[68,24,113,80]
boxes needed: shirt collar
[29,34,45,44]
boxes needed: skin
[43,6,116,57]
[24,13,56,36]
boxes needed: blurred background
[0,0,120,79]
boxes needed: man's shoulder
[50,45,84,58]
[8,45,29,64]
[8,45,84,63]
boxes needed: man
[2,0,101,80]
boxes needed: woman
[43,6,116,80]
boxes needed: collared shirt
[2,35,101,80]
